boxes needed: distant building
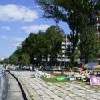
[42,34,70,68]
[58,34,70,62]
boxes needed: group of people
[1,64,10,72]
[79,68,90,83]
[68,67,90,84]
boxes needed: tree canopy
[36,0,100,65]
[79,27,100,63]
[7,26,64,67]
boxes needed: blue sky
[0,0,70,59]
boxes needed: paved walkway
[0,74,8,100]
[11,71,100,100]
[7,73,24,100]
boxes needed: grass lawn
[42,76,69,82]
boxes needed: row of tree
[1,26,99,68]
[1,26,64,67]
[36,0,100,64]
[1,0,100,68]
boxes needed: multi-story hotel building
[42,34,70,68]
[58,34,70,63]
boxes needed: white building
[57,34,70,62]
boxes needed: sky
[0,0,71,59]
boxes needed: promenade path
[7,72,24,100]
[11,71,100,100]
[0,73,8,100]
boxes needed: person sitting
[80,68,90,84]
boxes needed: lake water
[0,66,8,100]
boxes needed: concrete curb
[7,72,24,100]
[18,78,32,100]
[9,72,31,100]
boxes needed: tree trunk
[70,30,78,68]
[70,55,75,68]
[85,55,88,64]
[45,55,48,69]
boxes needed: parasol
[85,62,95,70]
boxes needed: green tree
[79,27,99,63]
[21,26,64,68]
[21,53,30,65]
[22,33,37,64]
[9,50,19,65]
[45,26,64,66]
[2,58,9,64]
[67,33,79,67]
[9,47,30,66]
[35,31,49,67]
[36,0,100,67]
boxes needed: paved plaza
[11,71,100,100]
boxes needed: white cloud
[0,35,8,39]
[0,4,38,22]
[2,26,10,31]
[22,25,50,33]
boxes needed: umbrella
[85,62,95,70]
